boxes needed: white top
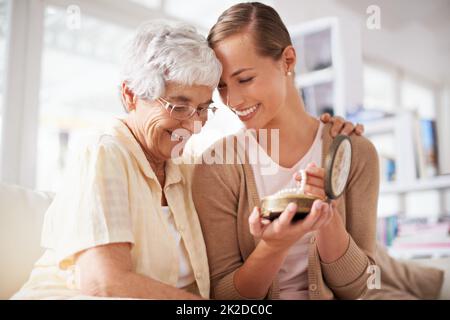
[245,122,324,300]
[161,206,195,288]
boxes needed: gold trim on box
[260,193,323,220]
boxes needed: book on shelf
[397,218,449,237]
[390,219,450,251]
[377,215,398,247]
[378,155,396,183]
[378,214,450,249]
[414,118,439,179]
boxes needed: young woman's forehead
[215,33,255,54]
[214,37,260,73]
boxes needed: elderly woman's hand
[75,242,203,299]
[320,113,364,137]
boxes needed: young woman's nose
[226,89,245,109]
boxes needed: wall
[274,0,450,85]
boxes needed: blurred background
[0,0,449,260]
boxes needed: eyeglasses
[157,97,218,121]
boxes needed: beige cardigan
[192,123,380,300]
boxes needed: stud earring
[287,71,292,76]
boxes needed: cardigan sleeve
[319,135,380,299]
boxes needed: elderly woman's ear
[121,82,137,113]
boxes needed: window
[163,0,275,30]
[129,0,161,8]
[401,79,435,119]
[363,63,396,112]
[37,6,132,191]
[0,0,9,171]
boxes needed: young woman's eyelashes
[217,76,255,92]
[238,77,254,84]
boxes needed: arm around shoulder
[320,136,380,299]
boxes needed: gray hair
[121,20,222,100]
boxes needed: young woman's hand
[249,199,334,253]
[320,113,364,137]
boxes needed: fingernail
[287,202,297,211]
[331,202,336,211]
[314,201,322,210]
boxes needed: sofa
[0,182,449,299]
[0,183,54,299]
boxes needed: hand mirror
[260,134,352,221]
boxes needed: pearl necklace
[274,169,307,196]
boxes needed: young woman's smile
[232,103,261,121]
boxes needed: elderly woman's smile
[123,82,214,163]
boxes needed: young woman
[192,2,379,300]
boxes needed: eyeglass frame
[156,97,218,121]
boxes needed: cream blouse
[11,119,209,299]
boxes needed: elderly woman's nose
[182,118,202,134]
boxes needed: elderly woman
[12,21,221,300]
[12,20,358,300]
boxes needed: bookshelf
[295,67,333,88]
[288,17,363,118]
[381,175,450,194]
[289,18,450,260]
[363,112,450,194]
[388,246,450,260]
[364,113,450,259]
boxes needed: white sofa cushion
[416,258,450,300]
[0,183,54,299]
